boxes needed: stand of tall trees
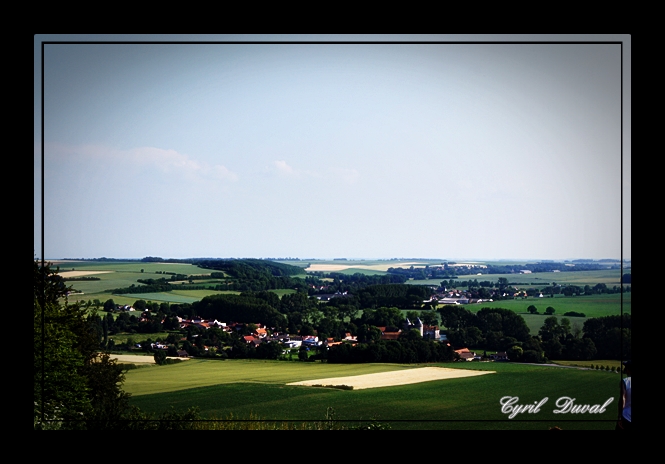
[34,259,131,429]
[436,303,630,363]
[327,338,456,364]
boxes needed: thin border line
[38,37,627,428]
[39,39,46,427]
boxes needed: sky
[34,35,631,261]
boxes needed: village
[117,303,508,364]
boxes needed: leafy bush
[563,311,586,317]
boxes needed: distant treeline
[318,282,432,310]
[194,259,308,292]
[198,259,303,277]
[388,261,622,279]
[107,283,174,294]
[541,283,629,296]
[63,276,100,281]
[353,284,431,309]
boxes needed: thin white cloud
[131,147,238,182]
[47,143,238,182]
[211,165,238,181]
[273,160,296,175]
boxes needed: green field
[110,333,172,345]
[554,360,622,369]
[425,293,629,334]
[463,293,629,318]
[126,359,620,430]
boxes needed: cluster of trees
[538,316,598,361]
[196,260,309,292]
[192,294,287,329]
[440,278,497,288]
[436,303,630,363]
[353,284,432,309]
[582,314,631,360]
[563,311,586,317]
[198,259,303,278]
[536,314,631,361]
[327,337,456,364]
[306,272,408,295]
[527,305,557,315]
[106,282,174,294]
[439,306,532,351]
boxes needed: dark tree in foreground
[34,259,132,430]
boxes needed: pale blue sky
[34,35,630,261]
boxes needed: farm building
[454,348,476,361]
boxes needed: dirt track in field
[286,367,494,390]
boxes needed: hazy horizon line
[38,256,630,262]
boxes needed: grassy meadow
[465,293,630,318]
[554,360,622,369]
[456,293,630,334]
[125,359,620,430]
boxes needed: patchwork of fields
[57,260,629,335]
[43,259,628,430]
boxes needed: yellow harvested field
[286,366,494,390]
[58,270,114,277]
[305,262,429,272]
